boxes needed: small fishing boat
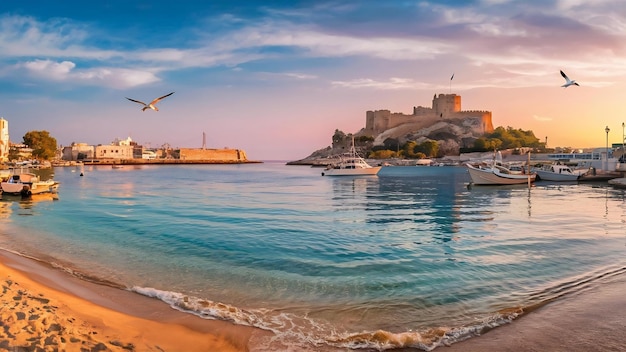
[534,163,585,181]
[466,151,535,185]
[0,172,59,196]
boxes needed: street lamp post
[622,122,625,163]
[605,126,610,171]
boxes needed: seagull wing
[560,70,571,83]
[126,97,147,106]
[150,92,175,105]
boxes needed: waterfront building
[546,148,617,171]
[0,118,8,162]
[95,137,141,160]
[61,143,95,161]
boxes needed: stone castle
[362,93,493,138]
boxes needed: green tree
[403,141,418,158]
[473,138,487,150]
[484,126,542,150]
[415,140,439,157]
[369,149,396,159]
[486,138,503,150]
[23,130,58,160]
[414,152,427,159]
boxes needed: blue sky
[1,0,626,160]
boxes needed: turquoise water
[1,163,625,350]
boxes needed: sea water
[1,163,625,351]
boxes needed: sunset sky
[1,0,626,160]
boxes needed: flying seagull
[560,70,579,88]
[126,92,174,111]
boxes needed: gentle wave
[130,283,523,351]
[131,263,625,351]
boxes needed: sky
[1,0,626,161]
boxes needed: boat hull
[321,166,381,176]
[1,181,58,195]
[535,170,580,182]
[467,164,535,185]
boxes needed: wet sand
[442,275,626,352]
[0,249,269,351]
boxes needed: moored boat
[321,138,381,176]
[0,172,59,196]
[534,163,586,181]
[466,151,535,185]
[466,162,536,185]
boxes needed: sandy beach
[0,249,268,351]
[1,246,625,352]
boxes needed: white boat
[466,162,536,185]
[534,163,586,181]
[321,138,382,176]
[466,152,535,185]
[1,172,59,196]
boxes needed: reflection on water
[0,192,59,216]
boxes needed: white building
[0,118,8,162]
[95,144,134,160]
[94,136,139,160]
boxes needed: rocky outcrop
[289,93,492,165]
[288,116,486,165]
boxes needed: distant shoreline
[54,159,263,166]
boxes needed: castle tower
[432,94,461,118]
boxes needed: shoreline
[441,273,626,352]
[1,248,625,351]
[0,248,270,351]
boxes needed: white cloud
[19,59,159,88]
[0,14,120,59]
[227,25,451,60]
[23,59,75,79]
[284,72,317,79]
[76,68,160,88]
[533,114,553,122]
[469,22,529,37]
[331,77,432,90]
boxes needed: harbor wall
[179,148,248,161]
[79,148,258,165]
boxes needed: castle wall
[365,110,418,134]
[179,148,247,161]
[453,111,494,134]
